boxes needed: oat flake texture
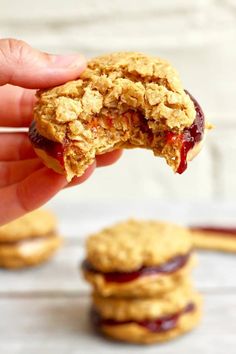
[34,52,197,181]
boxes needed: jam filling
[191,226,236,238]
[29,121,66,166]
[177,92,205,174]
[82,253,190,283]
[91,302,195,333]
[0,231,57,246]
[166,91,205,174]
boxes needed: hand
[0,38,122,226]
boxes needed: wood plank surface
[0,293,235,354]
[0,238,235,293]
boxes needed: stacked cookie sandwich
[0,209,62,269]
[82,219,202,344]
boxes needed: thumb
[0,38,86,88]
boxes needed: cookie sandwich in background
[82,219,195,297]
[0,209,62,269]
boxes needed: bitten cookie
[82,219,194,297]
[30,52,206,181]
[0,209,62,269]
[91,281,202,344]
[190,226,236,253]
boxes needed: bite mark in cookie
[30,52,206,181]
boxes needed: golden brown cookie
[82,219,194,297]
[191,226,236,253]
[30,52,206,181]
[0,209,62,269]
[91,282,202,344]
[0,209,57,242]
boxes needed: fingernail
[50,54,86,69]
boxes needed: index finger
[0,85,36,127]
[0,167,67,226]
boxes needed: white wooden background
[0,0,236,201]
[0,201,236,354]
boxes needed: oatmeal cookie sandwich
[91,280,202,344]
[0,209,62,269]
[82,219,194,297]
[30,52,206,181]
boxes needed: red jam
[165,92,205,174]
[29,121,65,166]
[106,116,114,128]
[91,302,195,333]
[82,253,190,283]
[176,92,205,174]
[191,226,236,238]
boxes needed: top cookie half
[31,52,205,181]
[85,219,192,273]
[0,209,57,242]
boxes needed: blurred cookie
[91,281,202,344]
[191,226,236,253]
[30,52,206,181]
[82,219,194,297]
[0,209,62,269]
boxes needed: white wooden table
[0,201,235,354]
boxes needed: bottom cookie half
[91,298,202,344]
[0,235,62,269]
